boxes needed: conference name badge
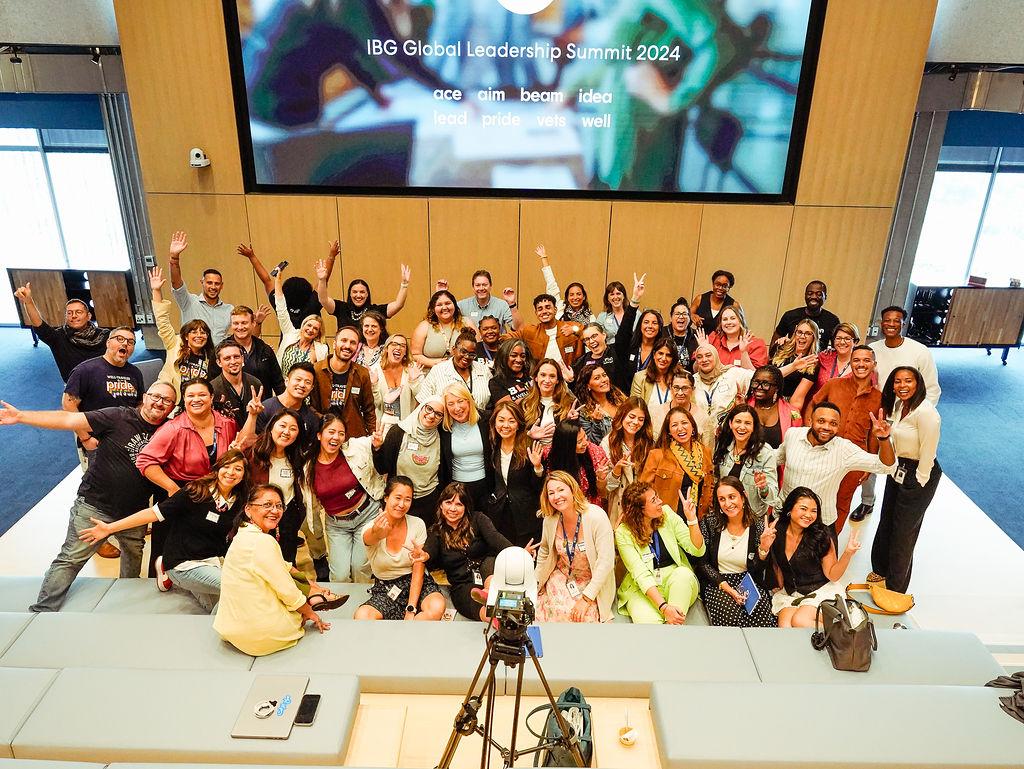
[352,386,360,394]
[564,346,573,353]
[206,512,220,523]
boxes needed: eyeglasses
[671,311,689,318]
[794,331,814,338]
[251,502,285,512]
[145,392,175,405]
[671,385,691,393]
[751,380,775,390]
[109,335,136,345]
[454,346,476,356]
[422,405,443,419]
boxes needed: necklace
[723,527,746,550]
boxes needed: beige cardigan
[535,503,615,622]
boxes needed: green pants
[623,564,699,624]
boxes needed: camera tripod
[436,625,585,769]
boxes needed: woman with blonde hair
[535,471,615,623]
[640,406,714,517]
[272,267,328,373]
[615,480,704,624]
[771,318,819,413]
[439,382,492,505]
[708,305,768,370]
[601,397,654,529]
[370,333,424,435]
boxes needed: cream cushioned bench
[512,624,759,697]
[0,613,252,671]
[0,760,105,769]
[0,578,112,613]
[743,627,1005,686]
[651,681,1024,768]
[0,668,57,758]
[0,612,35,657]
[12,668,359,765]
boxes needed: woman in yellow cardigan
[214,484,332,656]
[615,481,705,624]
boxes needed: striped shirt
[776,427,895,526]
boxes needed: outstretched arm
[0,401,91,432]
[314,241,340,315]
[238,242,274,295]
[385,264,411,318]
[13,283,44,328]
[168,231,187,291]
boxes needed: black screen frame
[222,0,827,203]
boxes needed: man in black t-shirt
[63,326,145,455]
[210,340,263,429]
[0,382,177,611]
[772,280,840,351]
[256,361,320,440]
[14,282,109,381]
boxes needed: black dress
[425,511,512,619]
[693,291,735,330]
[695,515,776,627]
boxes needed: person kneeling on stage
[354,476,446,621]
[614,481,705,624]
[214,484,333,656]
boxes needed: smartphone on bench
[294,693,321,726]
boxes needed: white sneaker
[154,556,172,592]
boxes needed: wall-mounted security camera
[189,147,211,168]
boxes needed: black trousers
[870,459,941,594]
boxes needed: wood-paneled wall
[115,0,937,345]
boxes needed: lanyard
[637,348,653,372]
[481,345,494,361]
[649,531,662,563]
[560,513,582,570]
[653,382,669,404]
[703,380,722,414]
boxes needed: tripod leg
[504,656,526,769]
[527,640,586,768]
[481,663,499,769]
[437,638,498,769]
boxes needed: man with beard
[0,382,177,610]
[775,401,896,539]
[772,281,839,351]
[312,326,376,438]
[257,361,320,438]
[14,283,109,381]
[225,305,284,396]
[210,340,262,429]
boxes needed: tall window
[0,126,129,325]
[912,143,1024,288]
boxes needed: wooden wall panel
[9,269,66,328]
[337,197,430,335]
[781,206,894,337]
[428,197,520,309]
[244,195,339,338]
[694,205,794,339]
[114,0,243,194]
[89,273,135,328]
[518,200,611,319]
[608,202,702,316]
[796,0,937,207]
[146,193,257,332]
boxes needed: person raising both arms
[166,230,234,341]
[269,264,328,373]
[314,241,411,328]
[13,282,108,381]
[535,245,596,324]
[237,241,323,330]
[457,269,517,331]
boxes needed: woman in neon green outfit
[614,480,705,624]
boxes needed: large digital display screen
[224,0,825,200]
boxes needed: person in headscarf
[371,394,446,527]
[690,342,752,450]
[14,283,109,381]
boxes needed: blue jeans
[32,496,146,612]
[325,499,379,583]
[168,563,222,613]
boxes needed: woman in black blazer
[694,476,777,627]
[486,400,544,547]
[438,383,493,506]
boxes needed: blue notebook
[740,572,761,615]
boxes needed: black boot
[313,557,330,583]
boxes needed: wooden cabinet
[943,288,1024,347]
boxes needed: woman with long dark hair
[576,363,627,445]
[601,397,654,529]
[487,400,544,547]
[425,482,514,621]
[631,337,678,409]
[769,487,860,627]
[316,250,410,328]
[488,338,534,404]
[215,484,333,656]
[712,404,778,518]
[522,359,576,445]
[620,309,665,388]
[869,366,941,594]
[596,280,634,345]
[543,419,610,508]
[81,448,249,612]
[640,406,713,516]
[151,266,217,398]
[695,478,776,627]
[355,309,389,369]
[411,289,470,368]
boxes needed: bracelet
[757,548,768,559]
[685,518,698,527]
[878,435,890,441]
[400,282,409,289]
[658,601,669,613]
[508,302,518,309]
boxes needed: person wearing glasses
[690,270,739,330]
[667,299,698,371]
[770,319,820,415]
[0,383,178,611]
[746,365,802,450]
[416,329,493,410]
[369,333,425,435]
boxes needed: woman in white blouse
[369,334,424,435]
[869,366,941,595]
[272,270,328,370]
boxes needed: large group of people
[5,234,943,656]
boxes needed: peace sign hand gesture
[371,422,385,450]
[845,528,861,555]
[406,541,429,564]
[246,386,265,416]
[678,493,697,523]
[868,409,892,441]
[759,516,778,553]
[631,272,647,303]
[524,538,540,558]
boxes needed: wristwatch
[405,604,417,614]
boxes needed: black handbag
[525,686,593,767]
[810,595,877,672]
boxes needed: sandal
[307,592,350,611]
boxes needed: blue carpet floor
[0,329,1021,548]
[0,327,160,537]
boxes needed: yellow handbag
[846,582,915,615]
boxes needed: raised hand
[246,385,265,416]
[678,493,697,523]
[631,272,647,303]
[13,282,31,302]
[370,512,393,538]
[371,422,385,450]
[794,353,818,369]
[868,409,892,441]
[400,263,411,283]
[149,266,166,291]
[566,398,580,421]
[435,278,449,292]
[79,517,113,545]
[314,258,330,282]
[734,380,746,405]
[236,242,255,259]
[527,440,544,470]
[502,287,517,305]
[738,331,752,353]
[0,400,21,425]
[759,516,777,552]
[408,361,424,382]
[328,240,341,259]
[524,538,540,558]
[612,454,631,478]
[253,304,272,325]
[535,244,548,261]
[845,528,861,555]
[694,326,709,346]
[168,230,188,260]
